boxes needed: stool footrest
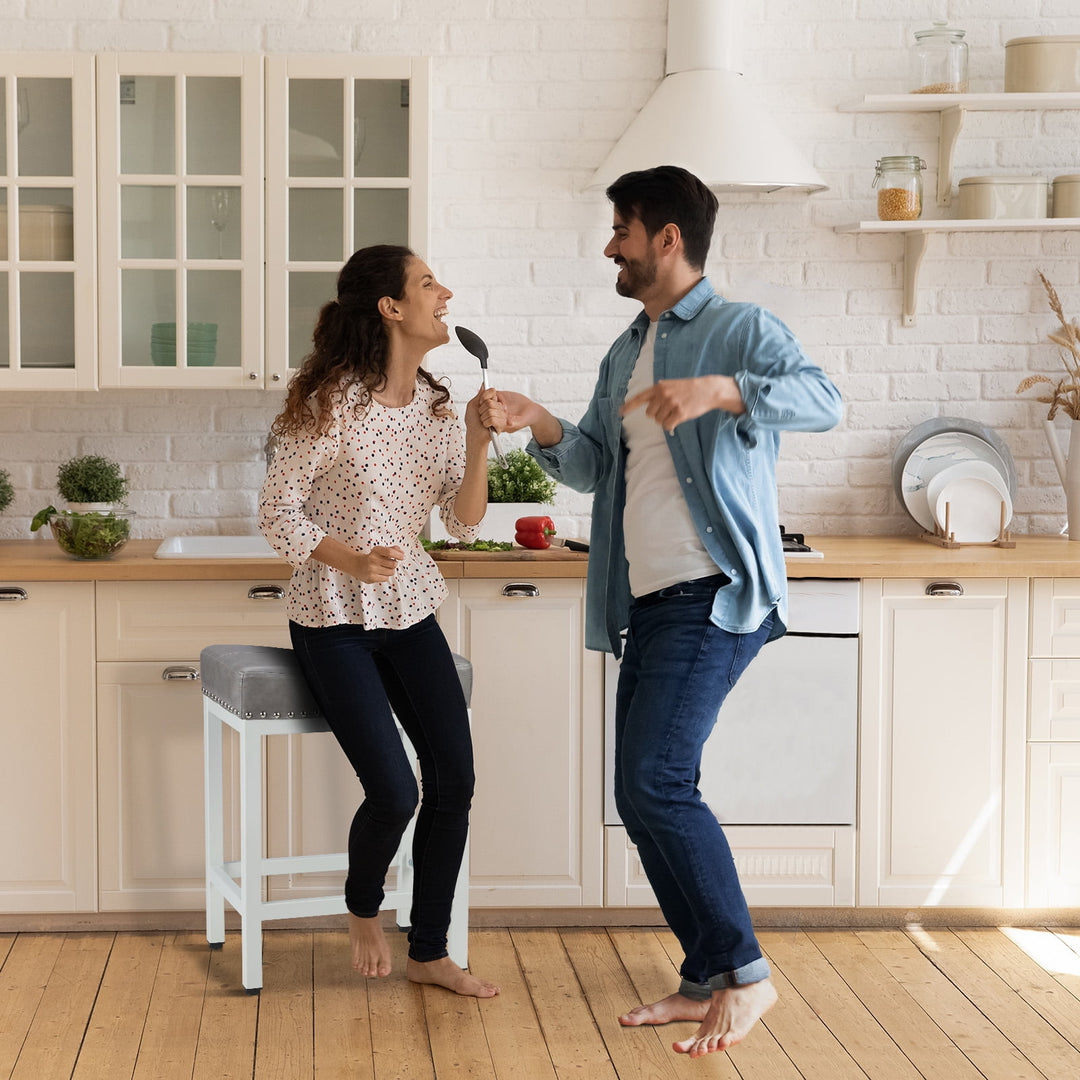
[223,853,350,878]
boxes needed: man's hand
[621,375,744,433]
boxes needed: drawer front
[97,580,291,661]
[882,578,1008,600]
[1029,658,1080,741]
[1031,579,1080,658]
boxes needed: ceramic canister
[1005,36,1080,93]
[957,176,1048,219]
[1052,176,1080,218]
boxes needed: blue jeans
[288,614,473,963]
[614,574,774,997]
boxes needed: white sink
[154,535,279,559]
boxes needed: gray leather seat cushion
[200,643,473,718]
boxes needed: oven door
[603,627,859,827]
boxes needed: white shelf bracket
[902,231,929,327]
[937,106,965,207]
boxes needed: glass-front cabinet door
[0,54,96,389]
[265,56,430,386]
[96,54,264,388]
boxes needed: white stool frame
[203,696,469,992]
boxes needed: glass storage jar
[910,20,969,94]
[874,156,925,221]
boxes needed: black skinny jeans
[289,614,474,963]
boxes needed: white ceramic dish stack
[893,417,1016,546]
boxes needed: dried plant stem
[1017,272,1080,420]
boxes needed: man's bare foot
[348,913,392,977]
[618,992,710,1027]
[672,978,777,1057]
[406,956,500,998]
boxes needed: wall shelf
[834,218,1080,327]
[841,93,1080,208]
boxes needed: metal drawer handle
[162,666,200,681]
[248,585,285,600]
[926,581,964,597]
[0,587,29,602]
[502,582,540,598]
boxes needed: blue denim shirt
[528,277,843,656]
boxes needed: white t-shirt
[622,322,719,597]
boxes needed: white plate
[934,474,1013,542]
[926,460,1010,527]
[899,430,1013,531]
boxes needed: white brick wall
[4,1,1080,542]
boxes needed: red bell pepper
[514,515,556,549]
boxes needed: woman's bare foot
[348,913,392,977]
[672,978,777,1057]
[406,956,500,998]
[618,992,710,1026]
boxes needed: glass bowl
[48,509,134,560]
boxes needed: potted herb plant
[0,467,13,516]
[31,454,135,559]
[427,447,558,543]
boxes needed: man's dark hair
[605,165,718,272]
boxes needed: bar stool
[200,643,473,992]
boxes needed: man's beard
[614,254,658,299]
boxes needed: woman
[259,245,499,998]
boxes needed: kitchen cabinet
[95,54,264,389]
[858,577,1028,907]
[836,92,1080,325]
[1,52,429,391]
[95,579,290,910]
[1027,579,1080,906]
[437,577,605,907]
[0,54,96,389]
[0,581,96,912]
[266,55,430,381]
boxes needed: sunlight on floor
[1002,927,1080,977]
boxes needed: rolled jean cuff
[679,957,772,999]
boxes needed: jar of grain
[874,156,925,221]
[909,20,969,94]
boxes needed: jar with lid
[909,20,969,94]
[874,156,926,221]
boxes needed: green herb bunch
[487,449,557,504]
[0,468,13,514]
[56,455,129,504]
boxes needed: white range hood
[587,0,826,194]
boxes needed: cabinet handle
[926,581,964,597]
[502,582,540,598]
[248,585,285,600]
[162,666,200,681]
[0,587,29,602]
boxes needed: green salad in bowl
[32,506,134,560]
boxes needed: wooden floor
[4,924,1080,1079]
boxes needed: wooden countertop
[4,535,1080,581]
[0,539,588,581]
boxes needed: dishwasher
[603,578,860,826]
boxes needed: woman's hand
[466,386,499,450]
[353,545,404,583]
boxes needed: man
[489,165,842,1057]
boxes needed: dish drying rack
[921,499,1015,549]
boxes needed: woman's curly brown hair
[271,245,452,437]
